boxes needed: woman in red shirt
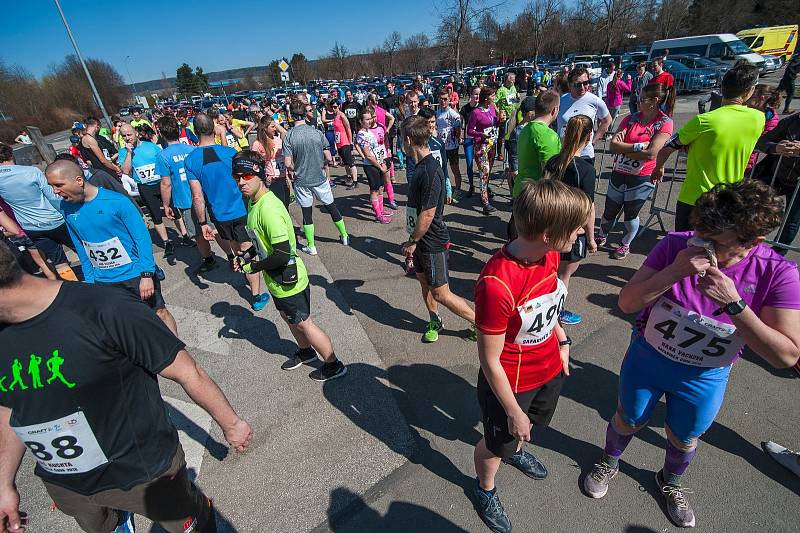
[651,58,676,116]
[471,179,591,533]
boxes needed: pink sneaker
[376,214,392,224]
[613,244,630,259]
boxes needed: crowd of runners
[0,51,799,533]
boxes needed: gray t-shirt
[0,164,64,231]
[557,92,609,159]
[283,123,328,188]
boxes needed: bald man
[118,122,186,258]
[45,159,178,334]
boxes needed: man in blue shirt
[118,123,185,258]
[184,113,268,311]
[44,159,178,334]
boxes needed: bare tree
[383,31,402,75]
[330,42,350,80]
[525,0,562,62]
[437,0,505,72]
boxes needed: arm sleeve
[99,289,184,373]
[246,239,291,274]
[678,115,705,145]
[762,261,800,310]
[66,223,95,283]
[119,196,156,273]
[475,277,515,335]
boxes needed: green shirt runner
[513,121,562,198]
[245,190,308,298]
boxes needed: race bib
[373,144,387,161]
[335,132,341,145]
[82,237,132,269]
[178,167,188,182]
[135,163,159,184]
[644,298,744,367]
[345,108,357,119]
[431,149,444,169]
[226,134,238,149]
[513,279,567,346]
[484,127,499,142]
[613,154,643,175]
[12,411,108,475]
[179,137,191,145]
[406,205,418,235]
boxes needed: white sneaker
[301,245,318,256]
[762,441,800,477]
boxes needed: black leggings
[301,203,342,226]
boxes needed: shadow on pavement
[738,346,800,379]
[322,362,480,492]
[165,405,228,462]
[325,487,467,532]
[209,301,298,360]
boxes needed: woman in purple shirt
[582,180,800,528]
[467,87,498,214]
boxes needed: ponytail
[550,114,593,181]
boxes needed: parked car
[760,54,781,74]
[575,61,601,78]
[663,60,717,92]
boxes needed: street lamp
[125,55,139,99]
[53,0,112,128]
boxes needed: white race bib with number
[431,149,444,169]
[613,154,643,175]
[226,134,238,149]
[135,163,159,184]
[644,297,744,367]
[82,237,132,269]
[406,205,418,235]
[345,108,357,119]
[335,131,341,145]
[373,144,387,161]
[484,127,499,143]
[514,279,567,345]
[13,411,108,475]
[179,137,191,145]
[178,167,188,182]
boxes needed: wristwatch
[559,336,573,347]
[722,299,747,316]
[140,271,155,279]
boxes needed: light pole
[53,0,112,128]
[125,55,139,99]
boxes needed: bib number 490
[527,294,565,335]
[652,319,732,357]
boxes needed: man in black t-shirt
[401,115,477,344]
[0,241,252,532]
[340,89,362,136]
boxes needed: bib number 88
[25,436,84,461]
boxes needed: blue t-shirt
[60,187,156,283]
[156,143,195,210]
[0,164,64,231]
[118,141,163,185]
[183,145,246,222]
[532,71,543,85]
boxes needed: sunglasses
[235,174,259,181]
[571,81,591,88]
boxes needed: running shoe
[612,244,630,259]
[594,230,607,247]
[502,450,548,480]
[467,186,475,198]
[113,511,135,533]
[180,235,196,247]
[388,201,399,210]
[655,470,696,528]
[329,179,337,189]
[452,190,463,203]
[164,241,175,257]
[281,349,318,370]
[301,245,318,256]
[340,235,350,246]
[472,478,511,533]
[583,462,619,498]
[376,214,392,224]
[345,179,355,189]
[467,324,478,342]
[423,320,443,343]
[251,293,270,312]
[483,204,497,215]
[198,258,218,273]
[762,441,800,478]
[559,309,582,325]
[309,360,348,382]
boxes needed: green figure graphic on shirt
[46,350,75,389]
[9,358,27,391]
[0,376,7,393]
[28,354,43,389]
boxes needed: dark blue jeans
[463,137,475,188]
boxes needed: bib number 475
[652,319,732,357]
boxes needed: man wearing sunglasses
[556,67,612,166]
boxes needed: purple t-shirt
[636,231,800,366]
[467,106,498,147]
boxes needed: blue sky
[2,0,530,84]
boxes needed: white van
[649,34,765,71]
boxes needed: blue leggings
[325,131,337,156]
[618,334,730,445]
[463,137,475,188]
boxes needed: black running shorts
[213,215,249,243]
[413,248,449,289]
[273,285,311,325]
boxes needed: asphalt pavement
[13,91,800,532]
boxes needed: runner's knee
[665,424,697,450]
